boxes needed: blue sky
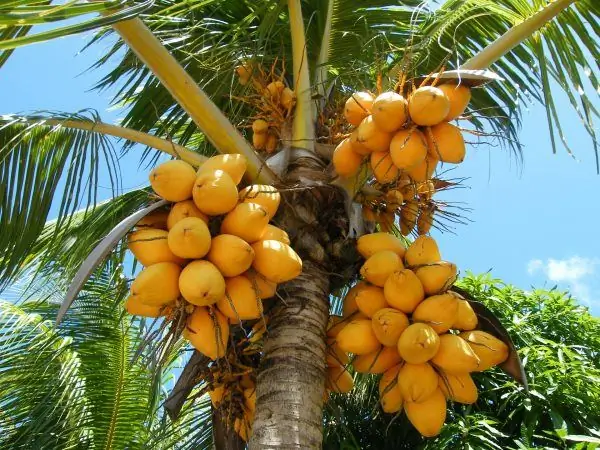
[1,31,599,314]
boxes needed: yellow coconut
[372,308,410,347]
[259,224,290,245]
[355,284,388,318]
[235,63,252,84]
[207,234,254,277]
[453,299,478,331]
[379,364,403,413]
[407,155,438,183]
[167,200,208,230]
[412,293,459,334]
[398,363,439,403]
[179,260,226,306]
[370,151,400,184]
[397,323,440,364]
[417,204,435,235]
[136,209,169,230]
[357,234,405,262]
[167,217,212,259]
[192,169,238,216]
[216,275,262,321]
[371,91,409,132]
[408,86,450,126]
[124,295,167,318]
[414,261,458,295]
[405,235,441,266]
[281,87,296,110]
[417,180,436,200]
[327,338,350,367]
[438,372,478,404]
[400,200,419,236]
[398,178,417,201]
[360,250,403,287]
[385,190,404,208]
[438,83,471,121]
[127,228,185,266]
[353,346,402,374]
[251,239,302,283]
[253,131,267,150]
[244,387,256,412]
[426,122,466,164]
[130,262,181,307]
[356,115,392,153]
[239,184,281,219]
[327,365,354,394]
[265,80,285,99]
[333,138,364,178]
[344,91,374,126]
[404,388,446,437]
[149,160,196,202]
[376,211,396,234]
[265,131,279,154]
[459,331,509,371]
[198,154,247,185]
[221,203,270,243]
[431,334,480,374]
[245,269,277,299]
[383,269,425,313]
[389,128,428,170]
[183,306,229,360]
[349,129,372,155]
[209,385,225,406]
[252,119,268,134]
[336,319,381,355]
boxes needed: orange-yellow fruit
[400,200,419,236]
[407,155,438,183]
[404,388,446,437]
[398,363,439,403]
[336,319,381,355]
[136,209,169,230]
[426,122,466,164]
[184,306,229,359]
[398,178,417,201]
[438,372,478,404]
[397,323,440,364]
[379,365,403,413]
[360,250,403,287]
[453,299,478,331]
[383,269,425,313]
[265,80,285,99]
[412,293,459,334]
[357,232,406,259]
[192,170,238,216]
[408,86,450,126]
[216,275,262,321]
[353,346,402,373]
[251,240,302,283]
[327,338,350,367]
[327,365,354,393]
[236,63,252,84]
[372,308,410,346]
[130,262,181,307]
[252,119,269,134]
[342,283,362,317]
[459,330,509,371]
[377,210,396,233]
[356,115,392,153]
[431,334,480,374]
[438,83,471,121]
[253,131,267,150]
[167,200,208,230]
[209,385,225,406]
[355,284,388,318]
[128,229,185,266]
[389,128,428,170]
[281,87,296,110]
[207,234,254,277]
[239,185,281,219]
[405,235,441,266]
[198,154,247,185]
[385,189,404,208]
[414,261,458,295]
[245,269,277,299]
[259,224,290,245]
[344,91,374,126]
[333,138,364,178]
[266,131,279,154]
[149,160,196,202]
[221,203,270,243]
[371,91,409,132]
[124,295,167,318]
[167,217,212,259]
[370,151,400,184]
[179,260,226,306]
[349,129,372,155]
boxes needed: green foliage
[323,274,600,449]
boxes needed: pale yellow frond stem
[288,0,315,152]
[110,18,275,183]
[313,0,335,121]
[461,0,577,70]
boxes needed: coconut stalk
[110,18,275,183]
[314,0,335,118]
[461,0,577,70]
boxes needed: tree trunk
[249,260,330,449]
[212,406,246,450]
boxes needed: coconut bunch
[333,82,471,236]
[326,232,509,437]
[234,60,296,154]
[124,154,302,361]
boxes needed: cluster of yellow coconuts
[124,154,302,360]
[333,83,471,236]
[325,232,509,437]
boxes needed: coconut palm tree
[1,0,599,448]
